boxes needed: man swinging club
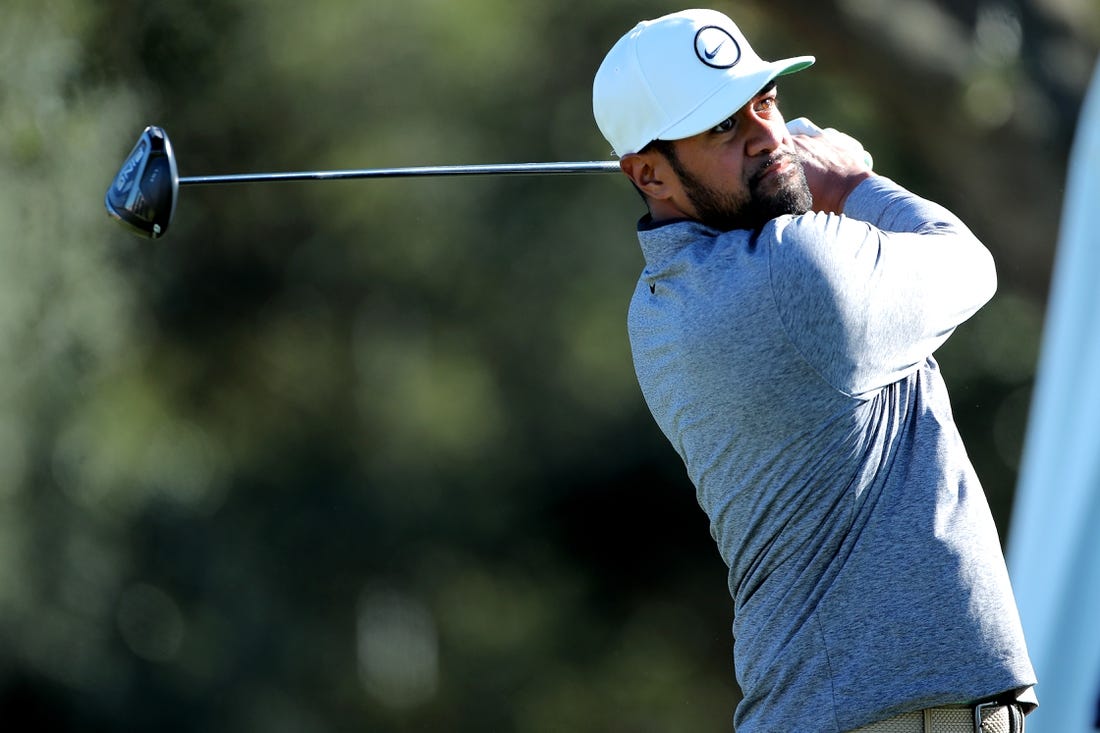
[593,9,1037,733]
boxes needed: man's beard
[677,152,813,232]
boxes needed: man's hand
[786,118,873,215]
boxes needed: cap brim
[657,56,815,144]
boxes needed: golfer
[593,9,1036,733]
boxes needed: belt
[850,701,1025,733]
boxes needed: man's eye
[711,117,735,134]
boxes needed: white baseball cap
[593,9,815,156]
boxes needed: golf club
[105,126,623,239]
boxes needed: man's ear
[620,151,674,201]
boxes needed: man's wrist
[835,171,874,213]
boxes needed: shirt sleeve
[766,175,997,397]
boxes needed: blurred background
[1,0,1097,730]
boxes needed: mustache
[749,151,801,188]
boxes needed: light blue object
[1007,58,1100,733]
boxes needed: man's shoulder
[765,209,880,263]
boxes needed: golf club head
[105,125,179,238]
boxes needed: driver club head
[105,125,179,239]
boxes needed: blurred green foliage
[0,0,1096,730]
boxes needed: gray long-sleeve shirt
[627,176,1035,732]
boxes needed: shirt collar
[636,216,721,265]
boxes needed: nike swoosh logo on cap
[694,26,741,68]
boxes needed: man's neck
[646,197,693,224]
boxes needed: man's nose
[745,114,783,158]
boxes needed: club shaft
[179,160,622,186]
